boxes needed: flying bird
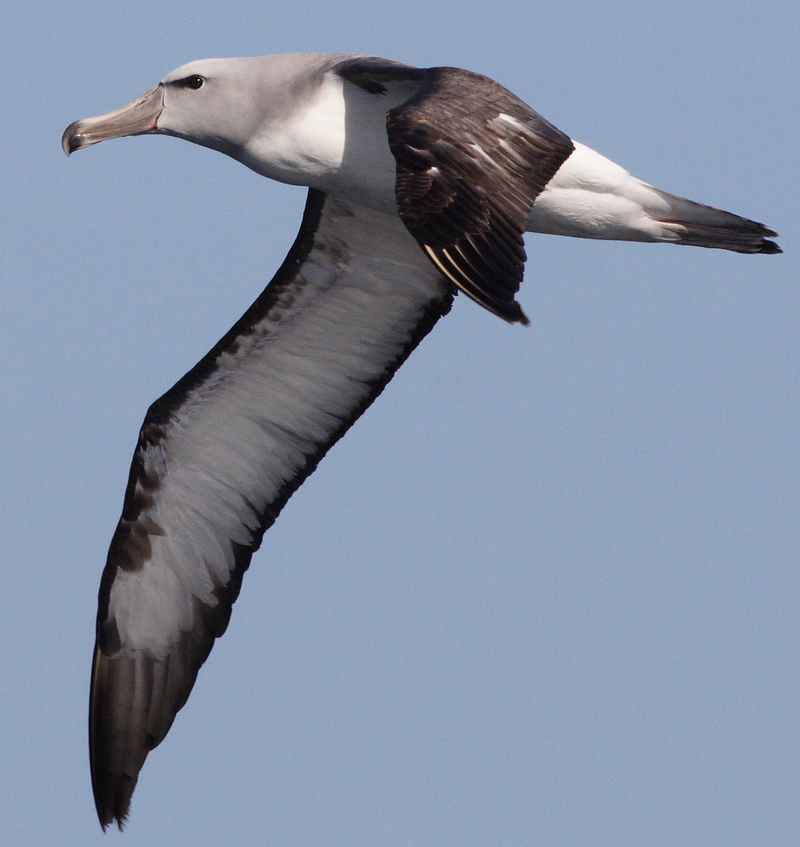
[62,53,780,829]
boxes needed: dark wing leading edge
[90,189,452,829]
[339,60,575,324]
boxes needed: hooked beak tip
[61,85,163,158]
[62,122,84,156]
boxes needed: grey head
[62,53,353,163]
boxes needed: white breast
[239,70,349,186]
[239,71,413,213]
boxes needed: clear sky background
[2,2,798,845]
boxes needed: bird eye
[183,75,205,90]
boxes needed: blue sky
[2,2,798,844]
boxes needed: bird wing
[338,60,575,324]
[90,189,453,828]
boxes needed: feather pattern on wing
[382,67,574,323]
[90,189,452,828]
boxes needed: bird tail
[525,141,781,254]
[647,187,781,254]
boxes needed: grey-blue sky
[2,2,797,844]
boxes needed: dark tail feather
[652,187,781,254]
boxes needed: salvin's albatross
[62,53,781,829]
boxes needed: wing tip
[89,598,225,830]
[90,645,139,830]
[422,244,530,325]
[507,302,531,326]
[759,238,782,255]
[96,795,132,832]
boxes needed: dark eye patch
[177,75,205,90]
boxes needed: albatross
[62,53,780,829]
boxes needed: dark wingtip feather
[758,239,782,255]
[89,646,141,829]
[505,301,531,326]
[90,609,215,829]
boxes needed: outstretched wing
[90,189,453,828]
[339,59,574,324]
